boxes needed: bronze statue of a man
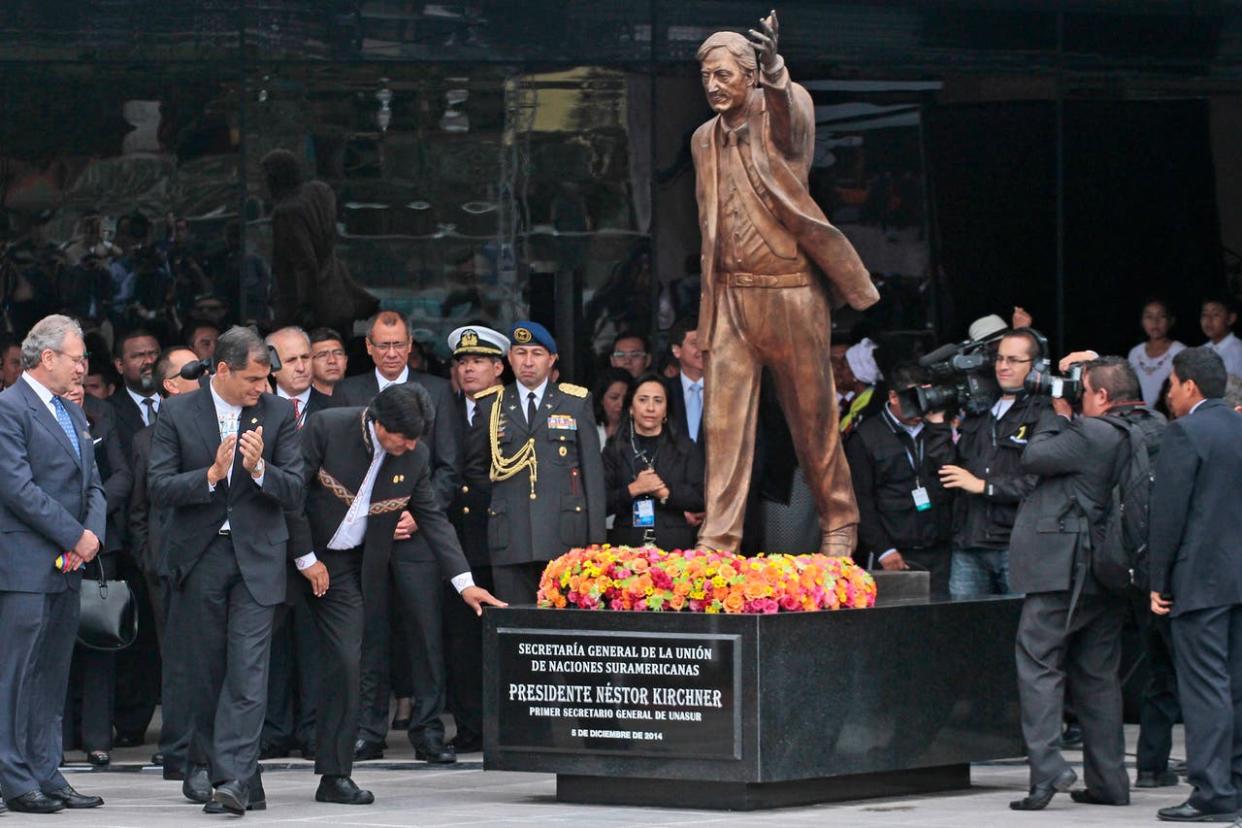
[692,10,880,556]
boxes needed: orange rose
[743,578,772,600]
[723,592,746,613]
[669,594,687,610]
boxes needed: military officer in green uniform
[464,321,606,604]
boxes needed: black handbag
[76,559,139,651]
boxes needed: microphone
[179,359,212,380]
[918,342,964,367]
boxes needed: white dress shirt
[22,372,60,418]
[275,386,312,426]
[376,365,409,392]
[465,396,478,427]
[517,377,550,424]
[294,421,474,593]
[206,380,264,531]
[127,385,160,426]
[1208,332,1242,379]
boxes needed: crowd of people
[1,219,1242,818]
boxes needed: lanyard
[882,409,924,486]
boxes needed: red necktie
[292,397,302,429]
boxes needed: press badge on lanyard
[633,498,656,527]
[912,486,931,512]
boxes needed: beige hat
[968,314,1009,343]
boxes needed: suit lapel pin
[392,474,400,483]
[250,417,258,424]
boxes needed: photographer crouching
[1009,354,1160,811]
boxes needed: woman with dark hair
[592,367,632,447]
[1128,298,1186,407]
[602,373,704,550]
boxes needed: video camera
[1024,362,1085,402]
[897,337,1002,418]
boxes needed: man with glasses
[0,315,106,813]
[939,329,1050,598]
[609,332,652,378]
[309,328,348,397]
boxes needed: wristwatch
[251,459,265,478]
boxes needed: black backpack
[1091,410,1165,593]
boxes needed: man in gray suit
[1150,347,1242,823]
[0,315,107,813]
[1008,356,1139,811]
[150,327,305,815]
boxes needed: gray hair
[21,314,83,370]
[215,326,270,372]
[266,326,310,350]
[696,31,758,73]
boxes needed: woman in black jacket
[603,373,705,550]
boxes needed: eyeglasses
[996,356,1033,367]
[312,349,346,361]
[368,339,410,353]
[55,350,89,367]
[612,350,648,360]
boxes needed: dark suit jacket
[128,425,165,577]
[108,387,155,459]
[602,426,704,549]
[1149,399,1242,616]
[0,378,106,593]
[288,407,469,600]
[1009,409,1126,595]
[450,392,491,569]
[148,385,304,606]
[83,394,132,554]
[336,369,461,509]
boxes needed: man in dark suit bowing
[1150,347,1242,824]
[149,326,305,816]
[260,326,342,761]
[290,383,504,803]
[0,315,106,814]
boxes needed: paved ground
[10,724,1222,827]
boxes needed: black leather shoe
[1137,770,1181,788]
[162,764,185,781]
[353,739,384,761]
[87,750,111,766]
[151,751,164,767]
[1010,767,1077,811]
[391,716,411,731]
[1070,789,1128,806]
[113,732,145,748]
[204,770,266,813]
[44,785,104,808]
[453,732,484,754]
[316,775,375,805]
[413,736,456,764]
[212,779,248,815]
[182,763,212,804]
[300,742,316,761]
[7,791,66,813]
[259,741,290,760]
[1158,801,1240,822]
[1060,722,1084,749]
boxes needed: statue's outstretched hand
[748,10,780,71]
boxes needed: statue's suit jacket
[691,63,880,346]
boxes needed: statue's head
[697,32,756,117]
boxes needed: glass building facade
[3,2,1238,375]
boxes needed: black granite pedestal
[483,596,1023,811]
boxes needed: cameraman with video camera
[1007,354,1162,811]
[940,329,1051,598]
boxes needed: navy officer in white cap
[463,321,606,604]
[441,324,508,752]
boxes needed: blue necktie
[686,383,703,442]
[52,396,81,457]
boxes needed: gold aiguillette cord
[488,395,537,499]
